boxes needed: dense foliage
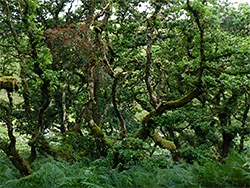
[0,0,250,186]
[1,150,250,187]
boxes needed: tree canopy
[0,0,250,184]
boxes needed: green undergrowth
[1,149,250,188]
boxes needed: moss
[150,130,176,150]
[134,128,150,140]
[91,124,112,149]
[0,76,19,92]
[54,144,76,162]
[142,89,201,125]
[160,89,201,110]
[92,126,105,138]
[141,110,156,124]
[79,149,90,157]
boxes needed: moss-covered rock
[0,76,19,92]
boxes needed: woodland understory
[1,0,250,187]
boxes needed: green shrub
[180,144,214,164]
[193,150,250,187]
[1,149,250,188]
[119,164,199,188]
[0,151,21,185]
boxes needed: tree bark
[0,100,33,176]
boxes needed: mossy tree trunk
[218,90,240,158]
[1,0,55,163]
[134,0,206,151]
[86,55,111,155]
[83,2,113,156]
[0,92,33,177]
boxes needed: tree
[0,0,250,176]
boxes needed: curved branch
[145,7,161,108]
[131,89,152,112]
[186,0,205,85]
[0,100,33,176]
[142,88,202,124]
